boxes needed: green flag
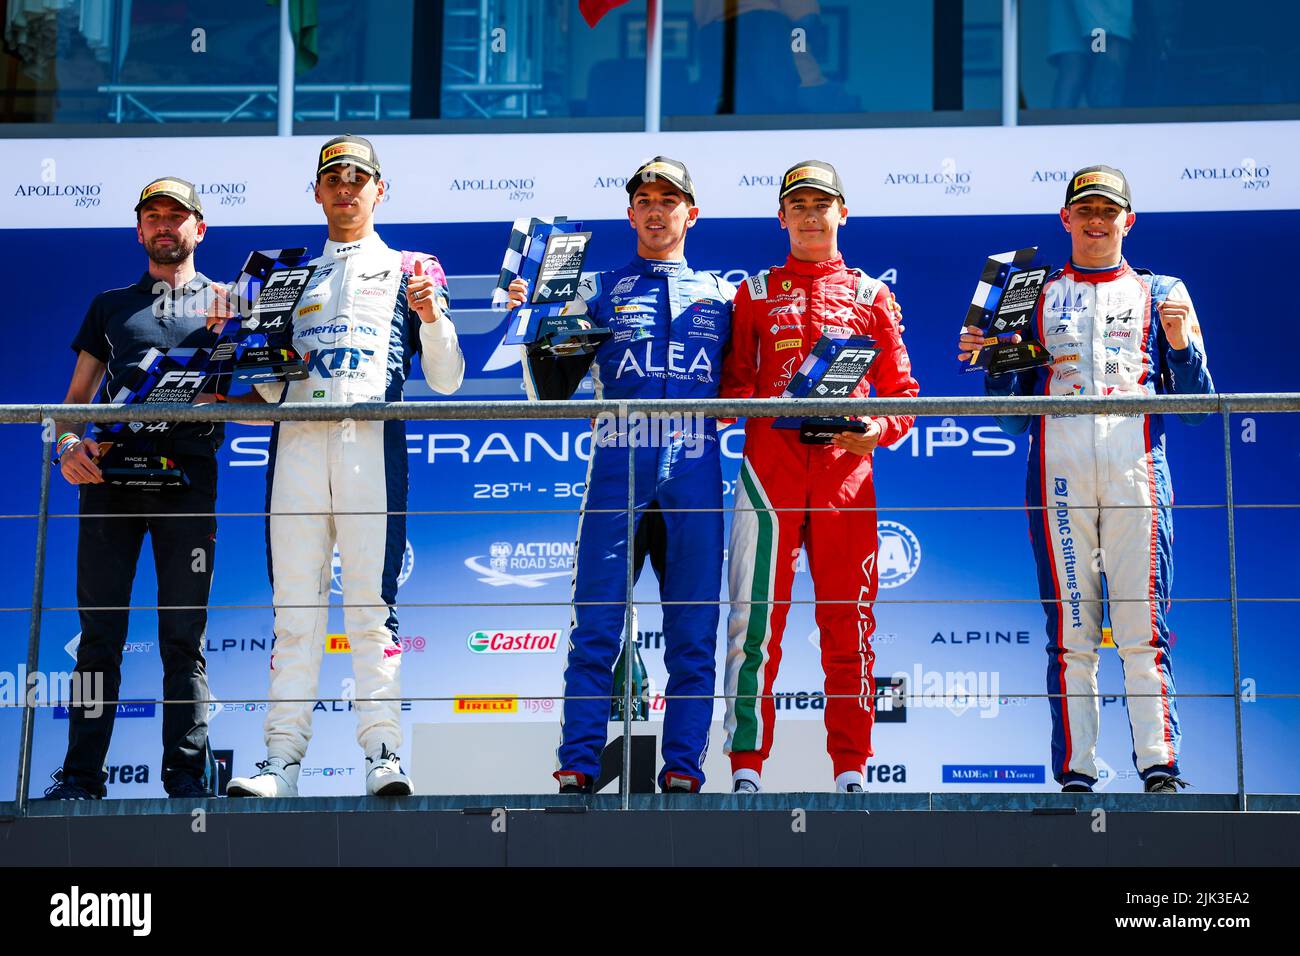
[267,0,318,74]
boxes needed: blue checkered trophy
[492,216,611,356]
[95,343,228,488]
[961,247,1052,375]
[216,247,313,384]
[773,334,882,444]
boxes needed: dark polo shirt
[70,271,223,450]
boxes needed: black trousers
[63,455,217,795]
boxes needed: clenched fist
[1157,299,1192,350]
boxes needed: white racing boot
[366,744,414,796]
[227,756,301,798]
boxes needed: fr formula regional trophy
[494,216,611,356]
[961,246,1052,375]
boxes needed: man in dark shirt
[44,177,250,799]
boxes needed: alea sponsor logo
[876,521,921,589]
[467,629,561,654]
[614,341,713,379]
[106,763,150,785]
[331,540,414,595]
[465,540,574,588]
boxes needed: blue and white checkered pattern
[491,216,566,311]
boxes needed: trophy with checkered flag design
[215,247,313,384]
[961,247,1052,375]
[493,216,611,356]
[94,344,228,488]
[773,334,882,444]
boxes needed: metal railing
[1,392,1296,814]
[96,84,413,124]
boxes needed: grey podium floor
[2,793,1297,867]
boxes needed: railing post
[15,424,54,813]
[645,0,663,133]
[1002,0,1018,127]
[277,0,294,135]
[621,404,635,810]
[1221,405,1246,811]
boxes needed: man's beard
[146,235,194,265]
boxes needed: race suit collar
[323,232,387,259]
[629,255,689,277]
[1063,258,1130,283]
[783,253,846,277]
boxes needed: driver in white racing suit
[227,136,464,798]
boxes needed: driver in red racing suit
[721,161,918,794]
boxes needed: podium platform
[3,793,1296,867]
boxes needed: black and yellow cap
[316,135,381,178]
[134,177,203,217]
[1064,165,1132,209]
[779,160,845,201]
[625,156,696,204]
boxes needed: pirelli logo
[453,696,518,714]
[784,165,834,188]
[326,634,351,653]
[639,162,680,179]
[1073,171,1124,193]
[322,142,372,163]
[299,303,321,315]
[775,338,802,351]
[141,180,188,199]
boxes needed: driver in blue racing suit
[506,157,733,793]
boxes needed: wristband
[56,433,82,457]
